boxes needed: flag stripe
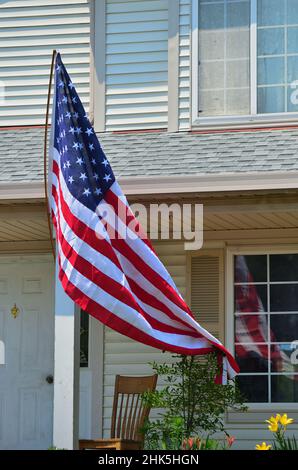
[53,170,198,333]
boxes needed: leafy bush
[142,353,247,450]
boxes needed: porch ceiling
[0,203,50,243]
[0,191,297,245]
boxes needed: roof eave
[0,171,297,201]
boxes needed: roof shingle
[0,127,298,183]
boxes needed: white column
[53,259,80,449]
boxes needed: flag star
[65,112,71,119]
[83,188,91,196]
[58,80,64,88]
[68,176,74,184]
[69,127,75,135]
[85,128,93,136]
[56,65,61,72]
[73,142,79,150]
[63,163,67,169]
[64,145,68,152]
[66,160,71,168]
[78,143,84,150]
[93,173,99,181]
[69,81,75,90]
[91,158,96,165]
[72,97,77,104]
[104,173,112,182]
[75,127,82,135]
[76,157,83,165]
[101,159,109,167]
[84,113,88,119]
[79,172,87,181]
[89,144,95,151]
[56,137,60,144]
[73,112,79,119]
[94,188,102,196]
[62,96,67,103]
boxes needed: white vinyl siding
[179,0,191,130]
[105,0,169,131]
[0,0,90,126]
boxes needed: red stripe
[52,180,122,273]
[52,166,195,326]
[57,181,197,333]
[126,275,198,335]
[53,184,198,337]
[104,188,153,251]
[54,185,196,335]
[58,259,214,356]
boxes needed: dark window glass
[270,254,298,282]
[234,255,267,283]
[271,375,298,402]
[271,314,298,342]
[234,284,267,312]
[236,344,268,373]
[236,375,268,403]
[271,344,298,374]
[235,314,268,343]
[80,310,89,367]
[270,284,298,312]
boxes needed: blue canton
[54,53,115,212]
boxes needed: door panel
[0,256,54,450]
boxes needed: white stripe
[51,147,222,347]
[99,182,180,295]
[109,182,179,293]
[57,243,210,350]
[51,147,180,294]
[51,153,192,318]
[54,185,193,333]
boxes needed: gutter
[0,171,297,201]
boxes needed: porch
[0,187,298,449]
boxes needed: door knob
[46,375,54,384]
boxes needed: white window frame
[191,0,298,127]
[226,245,298,410]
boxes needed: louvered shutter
[190,252,224,341]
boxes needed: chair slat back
[110,375,158,441]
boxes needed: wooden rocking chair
[79,374,158,450]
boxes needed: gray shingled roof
[1,127,298,183]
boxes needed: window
[192,0,298,123]
[80,310,89,367]
[233,253,298,403]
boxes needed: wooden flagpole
[44,49,57,259]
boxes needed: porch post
[53,258,80,449]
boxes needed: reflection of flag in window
[235,256,284,372]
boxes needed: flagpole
[44,49,57,259]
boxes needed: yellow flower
[266,415,279,425]
[266,415,279,432]
[279,414,294,427]
[267,421,278,433]
[256,442,272,451]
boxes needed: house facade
[0,0,298,450]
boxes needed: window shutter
[190,254,224,341]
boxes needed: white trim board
[1,171,298,200]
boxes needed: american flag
[49,53,239,383]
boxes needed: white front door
[0,256,54,450]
